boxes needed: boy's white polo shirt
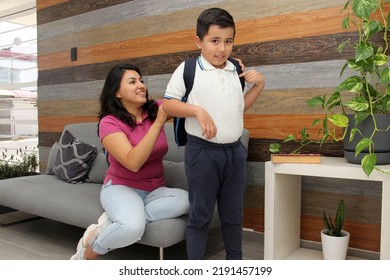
[164,55,244,144]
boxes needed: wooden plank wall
[37,0,387,253]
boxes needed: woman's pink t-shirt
[99,110,168,192]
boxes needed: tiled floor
[0,212,263,260]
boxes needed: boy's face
[195,24,234,69]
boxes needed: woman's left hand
[155,104,168,127]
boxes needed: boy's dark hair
[196,8,235,40]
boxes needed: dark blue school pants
[185,135,247,260]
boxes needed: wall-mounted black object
[70,47,77,61]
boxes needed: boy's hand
[239,70,265,87]
[233,58,245,71]
[195,107,217,140]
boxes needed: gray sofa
[0,122,249,260]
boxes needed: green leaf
[352,0,378,20]
[362,154,376,176]
[355,43,374,62]
[347,59,363,71]
[312,119,321,126]
[388,10,390,28]
[339,62,349,77]
[342,16,350,29]
[306,96,324,107]
[349,127,358,142]
[269,143,281,153]
[329,114,349,128]
[373,54,388,66]
[323,211,331,231]
[326,92,341,107]
[380,67,390,84]
[283,134,295,142]
[345,96,370,111]
[335,199,345,236]
[337,76,363,92]
[355,138,372,155]
[301,127,308,139]
[354,112,370,125]
[363,20,383,38]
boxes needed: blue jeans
[92,181,189,255]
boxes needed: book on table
[271,154,321,164]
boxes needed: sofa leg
[159,247,164,260]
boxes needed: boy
[163,7,264,260]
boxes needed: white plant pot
[321,229,350,260]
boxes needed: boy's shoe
[81,212,110,248]
[70,242,86,260]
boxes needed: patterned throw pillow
[53,130,97,183]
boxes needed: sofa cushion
[163,160,188,191]
[46,141,60,175]
[53,130,97,183]
[87,152,109,184]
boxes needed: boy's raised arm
[162,99,217,140]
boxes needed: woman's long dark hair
[98,64,158,128]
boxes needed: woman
[71,64,190,260]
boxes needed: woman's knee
[117,220,145,242]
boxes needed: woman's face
[116,70,147,106]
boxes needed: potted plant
[0,146,39,179]
[0,146,39,216]
[321,199,350,260]
[270,0,390,177]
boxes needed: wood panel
[37,0,347,47]
[37,0,70,10]
[243,191,381,252]
[39,132,63,148]
[243,208,263,232]
[37,0,132,24]
[36,112,341,141]
[37,0,352,56]
[247,138,344,162]
[36,112,342,141]
[38,6,355,71]
[301,215,380,252]
[244,114,343,140]
[38,99,100,116]
[38,116,98,133]
[302,190,381,224]
[38,32,358,86]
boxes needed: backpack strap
[182,57,197,102]
[228,57,246,91]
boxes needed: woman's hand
[154,104,168,127]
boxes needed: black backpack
[173,57,245,146]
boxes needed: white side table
[264,157,390,260]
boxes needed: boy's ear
[195,36,202,49]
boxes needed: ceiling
[0,0,37,91]
[0,0,36,50]
[0,0,36,26]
